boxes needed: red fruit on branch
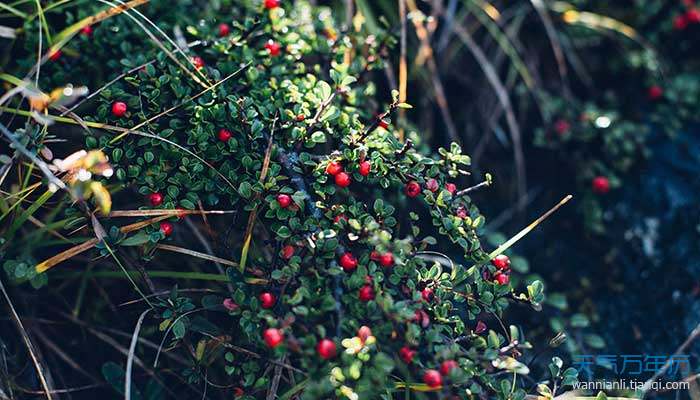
[296,114,305,121]
[475,320,487,334]
[264,0,280,9]
[339,252,358,272]
[421,288,435,302]
[148,192,163,206]
[193,56,205,69]
[592,176,611,194]
[491,254,511,270]
[399,346,415,363]
[358,326,372,343]
[378,119,389,129]
[218,23,230,37]
[674,14,689,30]
[379,252,394,268]
[687,8,700,23]
[111,101,127,118]
[426,178,439,192]
[554,119,570,135]
[335,172,351,187]
[494,272,510,286]
[440,360,459,376]
[316,339,337,359]
[405,181,421,198]
[263,328,283,348]
[423,369,442,388]
[326,161,343,176]
[80,25,93,36]
[281,245,295,260]
[159,222,173,237]
[264,40,281,56]
[445,183,457,194]
[359,161,371,176]
[218,128,232,142]
[223,298,238,311]
[334,214,347,224]
[648,85,663,100]
[358,285,375,302]
[276,194,292,208]
[259,292,276,309]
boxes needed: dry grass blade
[488,195,572,259]
[405,0,460,144]
[125,309,150,400]
[156,244,239,267]
[0,277,54,400]
[453,24,526,203]
[398,0,407,142]
[530,0,568,87]
[108,209,234,217]
[35,214,171,273]
[239,117,277,272]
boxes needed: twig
[125,309,151,400]
[641,323,700,395]
[0,276,53,400]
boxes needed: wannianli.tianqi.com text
[573,380,690,391]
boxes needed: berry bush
[0,1,579,399]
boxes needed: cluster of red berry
[673,1,700,30]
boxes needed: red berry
[378,119,389,129]
[440,360,459,376]
[316,339,336,360]
[425,178,439,192]
[148,192,163,206]
[334,172,351,188]
[48,49,61,61]
[263,328,283,348]
[264,0,280,9]
[423,369,442,388]
[687,8,700,23]
[326,161,343,176]
[491,254,510,270]
[445,183,457,194]
[276,194,292,208]
[334,214,347,224]
[358,161,371,177]
[456,206,468,219]
[379,252,394,268]
[413,309,430,328]
[218,128,232,142]
[281,245,295,260]
[264,40,281,56]
[358,285,375,302]
[494,272,510,286]
[296,114,305,121]
[421,288,434,302]
[648,85,663,100]
[218,23,230,37]
[223,298,238,311]
[80,25,93,36]
[193,56,205,69]
[370,251,382,262]
[339,252,358,272]
[674,14,689,30]
[475,320,487,334]
[111,101,127,118]
[592,176,610,194]
[233,387,244,397]
[259,292,276,309]
[405,181,421,198]
[358,326,372,343]
[159,222,173,237]
[554,119,570,135]
[399,346,415,363]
